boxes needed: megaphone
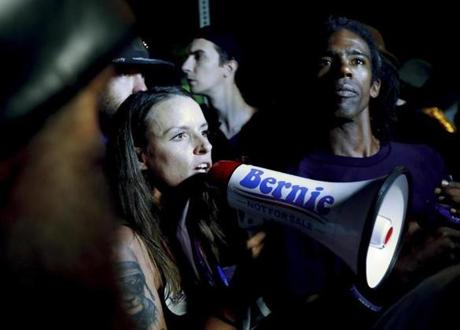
[209,161,410,293]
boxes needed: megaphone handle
[237,210,264,229]
[349,285,382,312]
[435,203,460,227]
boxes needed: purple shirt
[272,142,448,298]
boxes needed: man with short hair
[182,27,259,162]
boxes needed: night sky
[131,0,460,89]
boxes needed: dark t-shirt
[264,142,448,301]
[293,142,446,219]
[201,104,287,167]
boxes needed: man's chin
[334,108,361,121]
[190,86,203,94]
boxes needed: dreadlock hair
[318,16,399,140]
[320,16,383,83]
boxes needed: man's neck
[328,111,380,157]
[207,83,256,139]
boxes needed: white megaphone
[209,161,410,292]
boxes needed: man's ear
[223,59,238,78]
[370,79,381,98]
[135,147,148,171]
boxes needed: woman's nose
[195,135,212,154]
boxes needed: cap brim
[112,57,174,67]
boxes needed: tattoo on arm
[116,261,159,330]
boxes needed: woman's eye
[171,132,187,141]
[202,129,209,137]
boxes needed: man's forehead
[188,38,216,52]
[324,29,371,55]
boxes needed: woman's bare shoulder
[114,225,162,286]
[115,225,136,244]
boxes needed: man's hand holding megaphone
[246,231,266,259]
[435,178,460,220]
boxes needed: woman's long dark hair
[107,86,236,294]
[107,87,187,294]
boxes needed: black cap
[112,37,177,87]
[194,26,243,63]
[112,38,174,68]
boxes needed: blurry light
[422,107,456,133]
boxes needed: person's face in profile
[182,38,227,95]
[1,67,119,271]
[316,29,380,120]
[139,95,212,188]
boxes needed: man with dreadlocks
[256,16,460,329]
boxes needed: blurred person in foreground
[0,0,137,328]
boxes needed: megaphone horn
[209,161,410,292]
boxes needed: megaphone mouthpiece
[208,160,241,188]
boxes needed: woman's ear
[135,147,148,171]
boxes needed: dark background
[129,0,460,92]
